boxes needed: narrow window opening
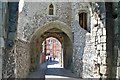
[79,12,87,31]
[49,4,54,15]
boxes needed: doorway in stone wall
[28,21,79,79]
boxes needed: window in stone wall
[79,12,87,31]
[49,4,54,15]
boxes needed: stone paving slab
[28,62,48,78]
[45,60,80,80]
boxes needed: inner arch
[30,20,73,43]
[41,37,63,68]
[29,21,73,72]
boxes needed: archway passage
[41,37,64,68]
[30,28,73,70]
[28,21,77,78]
[42,37,77,79]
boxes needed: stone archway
[29,21,73,72]
[30,20,73,42]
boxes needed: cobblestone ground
[45,59,80,80]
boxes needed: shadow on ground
[47,60,59,65]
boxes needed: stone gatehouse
[0,1,120,79]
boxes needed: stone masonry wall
[71,3,96,78]
[72,20,95,78]
[0,2,4,79]
[117,2,120,78]
[18,2,94,78]
[18,2,71,41]
[82,32,96,78]
[15,39,30,78]
[18,2,107,78]
[2,2,19,78]
[17,2,73,77]
[71,2,107,78]
[3,48,15,78]
[91,3,107,78]
[0,2,14,79]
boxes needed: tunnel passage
[29,21,73,72]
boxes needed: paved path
[45,60,80,80]
[28,62,48,79]
[28,59,81,80]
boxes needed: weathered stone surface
[100,65,106,74]
[1,2,19,79]
[0,2,6,79]
[97,29,102,36]
[8,32,15,40]
[0,10,2,25]
[15,39,30,78]
[0,48,2,79]
[102,28,106,35]
[0,2,2,9]
[101,56,106,65]
[90,3,107,78]
[3,48,15,78]
[101,36,106,43]
[0,38,4,48]
[97,44,102,50]
[17,2,107,78]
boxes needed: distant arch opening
[29,21,73,72]
[41,37,63,68]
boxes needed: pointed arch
[30,20,73,43]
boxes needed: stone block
[91,37,95,42]
[102,43,106,51]
[102,28,106,36]
[92,31,97,37]
[97,29,102,36]
[98,36,101,43]
[100,51,106,57]
[93,27,98,32]
[95,36,98,42]
[101,56,106,65]
[96,50,99,54]
[95,41,98,45]
[117,67,120,78]
[100,36,106,42]
[100,66,106,74]
[97,44,102,50]
[97,55,101,64]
